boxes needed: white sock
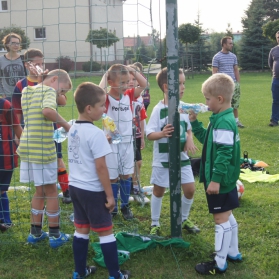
[235,118,239,122]
[151,194,163,227]
[228,213,240,257]
[214,221,232,269]
[181,195,193,222]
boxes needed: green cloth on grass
[92,232,190,267]
[240,168,279,183]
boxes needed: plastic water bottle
[53,119,76,143]
[102,114,122,144]
[178,102,209,114]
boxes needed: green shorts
[231,82,240,109]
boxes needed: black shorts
[69,185,113,232]
[135,138,142,162]
[205,186,239,214]
[0,170,13,191]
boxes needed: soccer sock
[49,226,60,238]
[111,183,119,212]
[151,194,163,227]
[119,178,131,208]
[181,195,193,222]
[214,221,232,270]
[228,213,240,257]
[73,231,89,276]
[30,224,42,237]
[100,234,119,279]
[58,168,69,193]
[0,192,12,224]
[235,118,239,122]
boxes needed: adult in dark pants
[268,31,279,127]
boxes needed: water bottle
[178,102,209,114]
[102,114,122,144]
[53,119,76,143]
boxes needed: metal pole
[166,0,181,238]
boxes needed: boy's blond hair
[107,64,129,81]
[74,82,105,113]
[156,67,184,92]
[202,73,234,101]
[45,69,72,90]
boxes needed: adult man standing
[212,36,244,128]
[268,31,279,127]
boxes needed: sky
[123,0,253,37]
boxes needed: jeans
[271,78,279,123]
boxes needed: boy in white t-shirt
[99,64,149,220]
[146,67,200,235]
[68,82,130,279]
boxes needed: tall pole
[166,0,181,238]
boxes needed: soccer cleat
[269,120,278,127]
[121,206,134,220]
[62,189,72,204]
[150,225,161,236]
[227,253,243,263]
[72,266,97,279]
[109,270,131,279]
[236,121,245,128]
[195,260,227,275]
[49,232,70,248]
[182,219,200,233]
[27,231,48,244]
[133,194,150,204]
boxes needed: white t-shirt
[146,101,191,168]
[68,121,111,192]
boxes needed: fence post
[166,0,182,238]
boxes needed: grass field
[1,72,279,279]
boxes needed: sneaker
[49,232,70,248]
[195,260,227,275]
[72,266,97,279]
[182,219,200,233]
[227,253,243,263]
[236,121,245,128]
[134,194,150,204]
[150,225,161,235]
[269,120,278,127]
[62,189,72,204]
[121,206,134,220]
[27,231,49,244]
[109,270,131,279]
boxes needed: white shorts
[20,161,57,186]
[105,142,134,179]
[150,165,194,187]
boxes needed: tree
[85,28,119,65]
[0,25,30,50]
[209,32,225,56]
[263,0,279,21]
[178,23,200,68]
[262,19,279,42]
[238,0,273,70]
[225,23,234,39]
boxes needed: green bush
[82,61,101,72]
[55,56,74,73]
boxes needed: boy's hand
[184,138,198,154]
[162,124,174,138]
[188,110,197,122]
[141,138,145,149]
[106,134,112,144]
[206,182,220,195]
[105,196,116,213]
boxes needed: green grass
[1,72,279,279]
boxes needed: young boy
[99,64,149,220]
[12,48,72,204]
[17,69,72,248]
[189,73,242,275]
[146,67,200,235]
[69,82,130,279]
[0,32,25,101]
[0,98,22,232]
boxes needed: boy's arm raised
[95,156,115,212]
[99,71,109,91]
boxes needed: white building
[0,0,125,70]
